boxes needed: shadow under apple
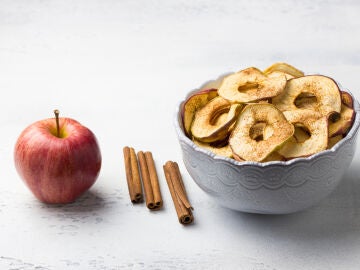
[40,189,108,213]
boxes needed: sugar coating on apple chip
[182,89,218,137]
[218,67,287,103]
[278,110,328,159]
[191,96,242,143]
[263,62,304,79]
[272,75,342,117]
[229,104,294,162]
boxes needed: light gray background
[1,1,360,269]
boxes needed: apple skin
[14,117,102,204]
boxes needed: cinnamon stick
[123,146,143,203]
[163,161,194,225]
[137,151,163,210]
[145,152,163,208]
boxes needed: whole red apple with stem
[14,110,102,204]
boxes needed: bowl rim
[174,74,360,167]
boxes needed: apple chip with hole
[264,62,304,80]
[229,104,294,162]
[218,67,287,103]
[272,75,342,117]
[278,110,328,159]
[182,89,218,137]
[191,96,243,143]
[185,63,356,162]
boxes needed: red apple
[14,110,102,204]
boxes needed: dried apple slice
[272,75,342,117]
[232,151,285,162]
[263,151,286,162]
[182,89,218,137]
[327,135,343,149]
[278,110,328,159]
[328,103,355,137]
[218,67,287,103]
[191,96,242,143]
[267,71,295,80]
[264,62,304,79]
[193,139,233,158]
[229,104,294,162]
[341,91,354,108]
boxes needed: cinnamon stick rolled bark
[137,151,163,210]
[123,146,143,203]
[145,152,163,209]
[163,161,194,225]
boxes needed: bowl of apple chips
[175,63,360,214]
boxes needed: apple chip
[263,151,286,162]
[186,64,355,163]
[264,62,304,79]
[191,96,242,143]
[182,89,218,136]
[328,103,355,137]
[327,135,343,149]
[193,139,233,158]
[229,104,294,162]
[278,110,328,159]
[272,75,341,117]
[218,67,287,103]
[341,91,354,108]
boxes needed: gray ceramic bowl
[175,75,360,214]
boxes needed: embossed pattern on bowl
[174,80,360,214]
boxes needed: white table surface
[1,1,360,269]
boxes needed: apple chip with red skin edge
[191,96,243,143]
[229,104,294,162]
[272,75,342,117]
[341,91,354,108]
[278,110,328,159]
[182,88,218,137]
[328,103,355,137]
[218,67,287,103]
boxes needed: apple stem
[54,109,60,138]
